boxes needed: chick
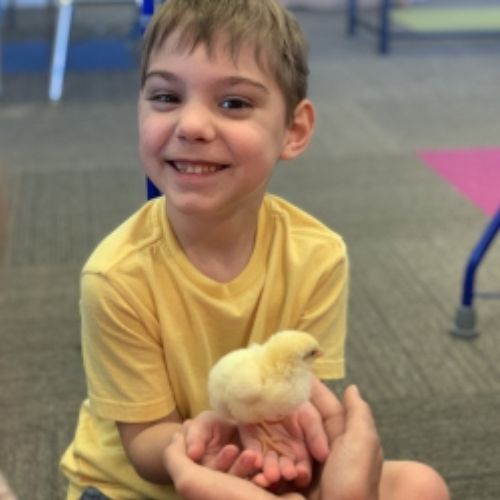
[208,330,322,456]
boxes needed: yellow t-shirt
[60,194,348,500]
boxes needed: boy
[60,1,449,499]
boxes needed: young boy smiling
[60,1,449,499]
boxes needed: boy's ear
[280,99,316,161]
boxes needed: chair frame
[49,0,141,102]
[452,209,500,338]
[347,0,500,54]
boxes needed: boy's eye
[148,93,180,104]
[220,98,252,110]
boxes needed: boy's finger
[342,385,376,430]
[262,450,281,484]
[310,378,343,418]
[342,385,383,466]
[278,455,298,481]
[227,449,260,478]
[297,402,329,462]
[293,460,311,489]
[166,430,186,452]
[213,444,240,471]
[238,425,264,467]
[252,472,271,489]
[310,378,345,442]
[183,420,209,461]
[163,432,191,477]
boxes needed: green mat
[391,7,500,33]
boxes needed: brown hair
[140,0,309,123]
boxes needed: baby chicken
[208,330,321,455]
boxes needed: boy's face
[138,33,304,219]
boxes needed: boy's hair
[140,0,309,123]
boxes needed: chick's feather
[208,330,321,424]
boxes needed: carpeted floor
[1,5,500,500]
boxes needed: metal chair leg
[48,0,74,102]
[452,209,500,338]
[0,0,6,95]
[379,0,391,54]
[0,12,3,96]
[347,0,358,37]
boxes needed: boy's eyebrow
[222,76,270,94]
[144,70,181,84]
[144,71,270,94]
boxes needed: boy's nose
[175,102,216,143]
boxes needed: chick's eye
[305,349,319,359]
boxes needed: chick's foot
[259,421,298,458]
[241,421,299,460]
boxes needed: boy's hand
[164,431,307,500]
[239,401,329,490]
[180,400,329,492]
[182,410,261,478]
[307,380,384,500]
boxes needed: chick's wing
[209,347,265,421]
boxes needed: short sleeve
[296,242,348,381]
[81,271,176,422]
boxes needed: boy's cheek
[139,121,169,153]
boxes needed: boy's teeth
[173,162,221,174]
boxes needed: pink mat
[418,148,500,216]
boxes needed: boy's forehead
[150,29,273,74]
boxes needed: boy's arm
[118,408,258,485]
[117,408,183,484]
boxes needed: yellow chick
[208,330,321,454]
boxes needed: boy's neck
[167,205,260,283]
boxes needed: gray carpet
[1,5,500,499]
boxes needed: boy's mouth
[168,160,228,174]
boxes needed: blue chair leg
[347,0,358,37]
[379,0,391,54]
[452,209,500,338]
[0,4,3,96]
